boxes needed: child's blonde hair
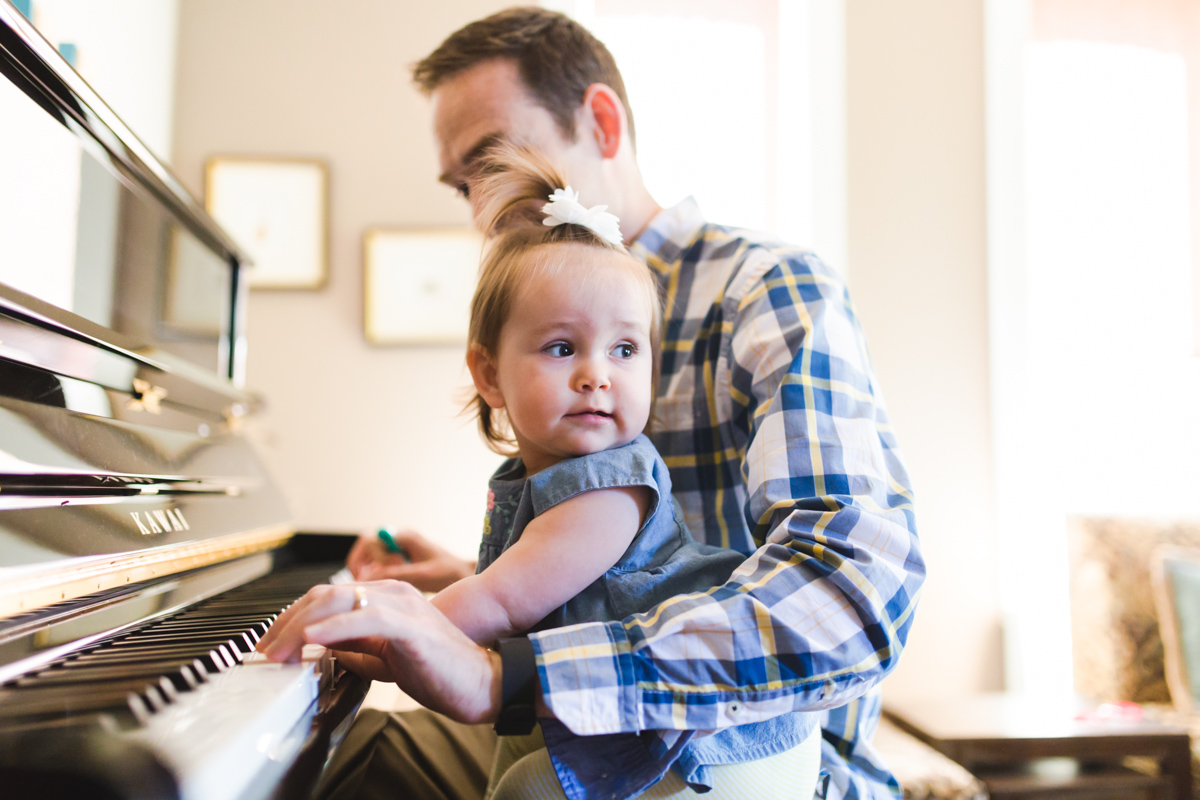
[467,143,662,455]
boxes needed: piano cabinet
[0,4,372,798]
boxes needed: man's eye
[545,343,572,357]
[456,183,470,200]
[612,343,636,358]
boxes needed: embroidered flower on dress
[486,489,495,511]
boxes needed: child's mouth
[570,410,611,420]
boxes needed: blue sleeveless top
[478,435,817,797]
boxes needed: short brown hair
[466,143,661,454]
[413,7,636,146]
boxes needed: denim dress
[478,434,817,799]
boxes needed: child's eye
[544,343,573,357]
[611,343,636,358]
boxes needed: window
[555,0,847,270]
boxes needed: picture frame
[204,157,328,290]
[363,227,482,345]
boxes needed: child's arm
[431,485,651,645]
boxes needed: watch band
[494,637,538,736]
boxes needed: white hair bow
[541,186,623,246]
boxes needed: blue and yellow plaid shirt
[528,198,925,799]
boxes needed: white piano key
[127,644,331,800]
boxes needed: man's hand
[346,530,475,591]
[255,580,502,725]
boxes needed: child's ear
[467,345,505,409]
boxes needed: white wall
[846,0,1004,699]
[172,0,513,559]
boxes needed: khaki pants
[317,709,498,800]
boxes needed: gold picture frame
[205,157,328,290]
[363,227,482,345]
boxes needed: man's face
[432,59,595,222]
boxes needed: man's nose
[573,356,611,392]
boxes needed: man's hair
[412,7,636,146]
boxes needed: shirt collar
[630,197,707,265]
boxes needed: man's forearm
[529,503,922,736]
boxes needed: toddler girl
[427,145,822,800]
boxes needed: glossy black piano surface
[0,4,366,798]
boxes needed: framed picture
[363,228,482,345]
[205,157,328,289]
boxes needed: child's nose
[573,357,611,392]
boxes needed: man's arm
[347,529,475,589]
[529,252,925,735]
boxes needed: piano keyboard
[0,562,355,800]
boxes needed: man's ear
[467,345,505,409]
[583,84,624,159]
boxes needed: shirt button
[728,701,743,716]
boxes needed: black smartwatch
[494,637,538,736]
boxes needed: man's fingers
[345,536,370,572]
[388,529,440,559]
[347,537,387,578]
[258,583,360,661]
[329,650,396,682]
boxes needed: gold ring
[352,585,368,611]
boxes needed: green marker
[377,528,412,563]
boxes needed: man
[270,8,924,799]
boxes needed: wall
[172,0,513,558]
[846,0,1004,697]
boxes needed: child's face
[480,246,654,475]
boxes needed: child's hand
[346,529,475,591]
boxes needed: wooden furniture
[885,693,1194,800]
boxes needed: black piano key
[71,644,236,672]
[120,631,260,653]
[0,562,343,731]
[71,644,227,662]
[21,661,203,692]
[62,653,214,681]
[0,677,174,717]
[150,619,271,636]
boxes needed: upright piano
[0,4,368,798]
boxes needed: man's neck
[621,187,663,245]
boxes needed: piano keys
[0,4,368,798]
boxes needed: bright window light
[1026,41,1195,514]
[0,76,81,310]
[1008,39,1196,697]
[591,15,768,230]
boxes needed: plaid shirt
[528,199,924,799]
